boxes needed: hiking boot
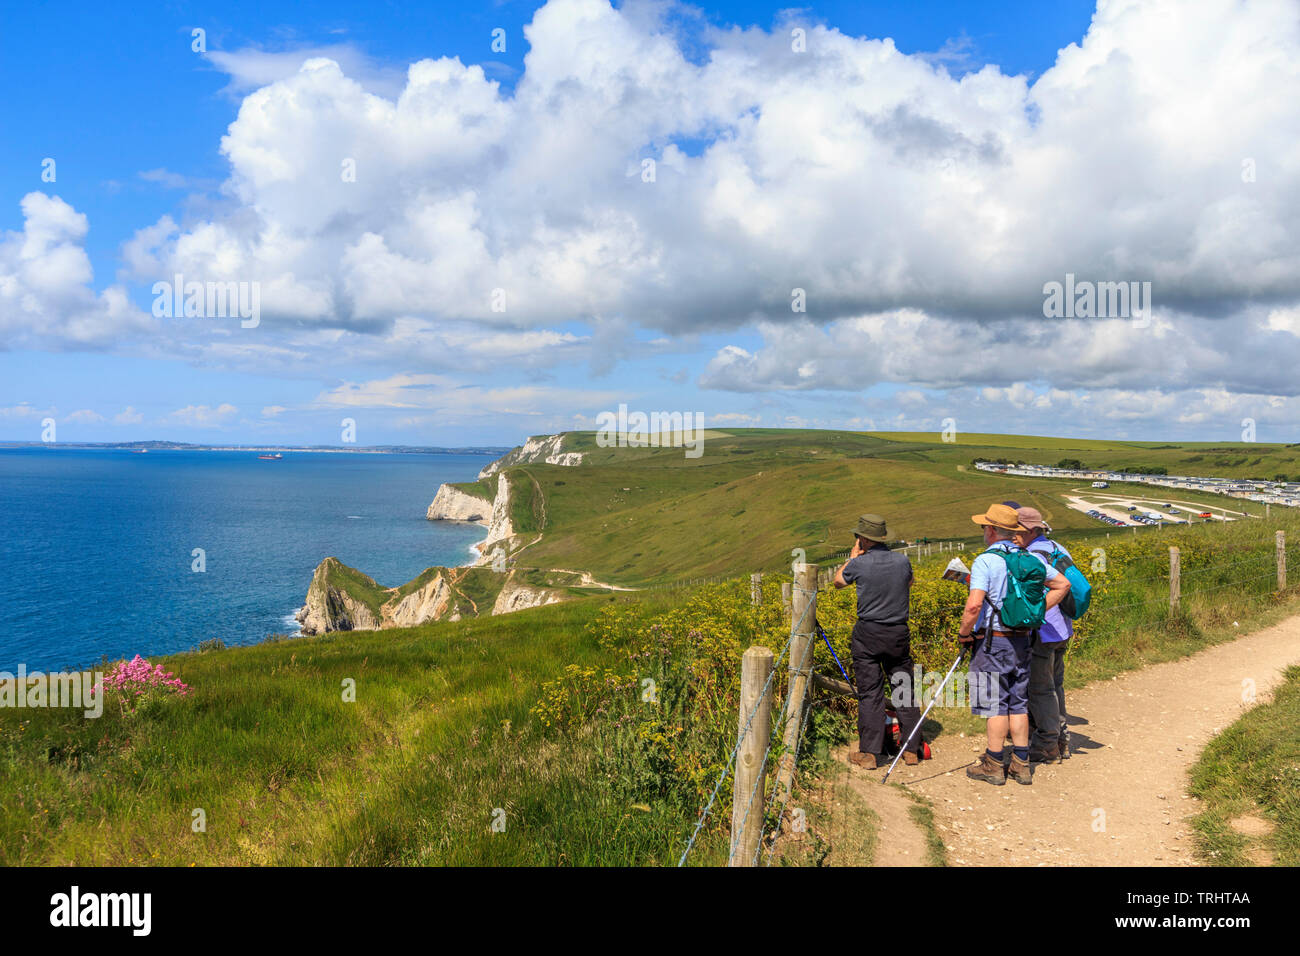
[848,751,878,770]
[1008,753,1033,785]
[1059,729,1071,759]
[903,750,920,766]
[966,751,1006,786]
[1029,744,1061,764]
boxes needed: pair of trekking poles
[815,620,972,785]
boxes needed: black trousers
[849,619,923,756]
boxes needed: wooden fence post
[1169,546,1180,611]
[775,563,817,802]
[1278,530,1287,592]
[781,582,791,612]
[730,645,773,867]
[751,573,762,606]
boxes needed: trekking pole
[882,645,969,785]
[815,620,852,684]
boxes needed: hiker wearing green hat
[834,514,923,770]
[957,504,1071,786]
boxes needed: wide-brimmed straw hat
[971,503,1026,533]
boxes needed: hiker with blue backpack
[957,504,1071,786]
[1015,506,1091,764]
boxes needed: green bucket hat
[854,514,890,543]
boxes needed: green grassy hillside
[331,428,1298,605]
[0,592,726,866]
[503,429,1295,586]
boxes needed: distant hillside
[474,428,1298,586]
[312,427,1299,619]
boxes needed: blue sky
[3,0,1297,446]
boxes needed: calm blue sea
[0,448,492,671]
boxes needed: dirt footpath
[857,614,1300,866]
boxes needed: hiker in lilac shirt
[1015,507,1073,763]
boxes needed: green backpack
[982,547,1048,631]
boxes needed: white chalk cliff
[492,579,563,615]
[385,573,460,627]
[427,473,515,566]
[425,483,493,523]
[478,433,582,479]
[479,474,514,557]
[296,557,557,634]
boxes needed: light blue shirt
[970,540,1059,632]
[1025,535,1075,642]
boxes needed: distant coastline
[0,441,513,456]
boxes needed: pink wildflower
[104,655,192,698]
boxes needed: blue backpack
[1031,542,1092,620]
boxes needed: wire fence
[727,630,816,866]
[676,586,816,867]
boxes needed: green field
[867,430,1300,480]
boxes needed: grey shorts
[969,633,1031,717]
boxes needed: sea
[0,448,493,671]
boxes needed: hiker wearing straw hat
[833,514,923,771]
[957,504,1071,786]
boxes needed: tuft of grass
[902,790,949,866]
[446,477,496,503]
[798,775,878,867]
[1189,665,1300,867]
